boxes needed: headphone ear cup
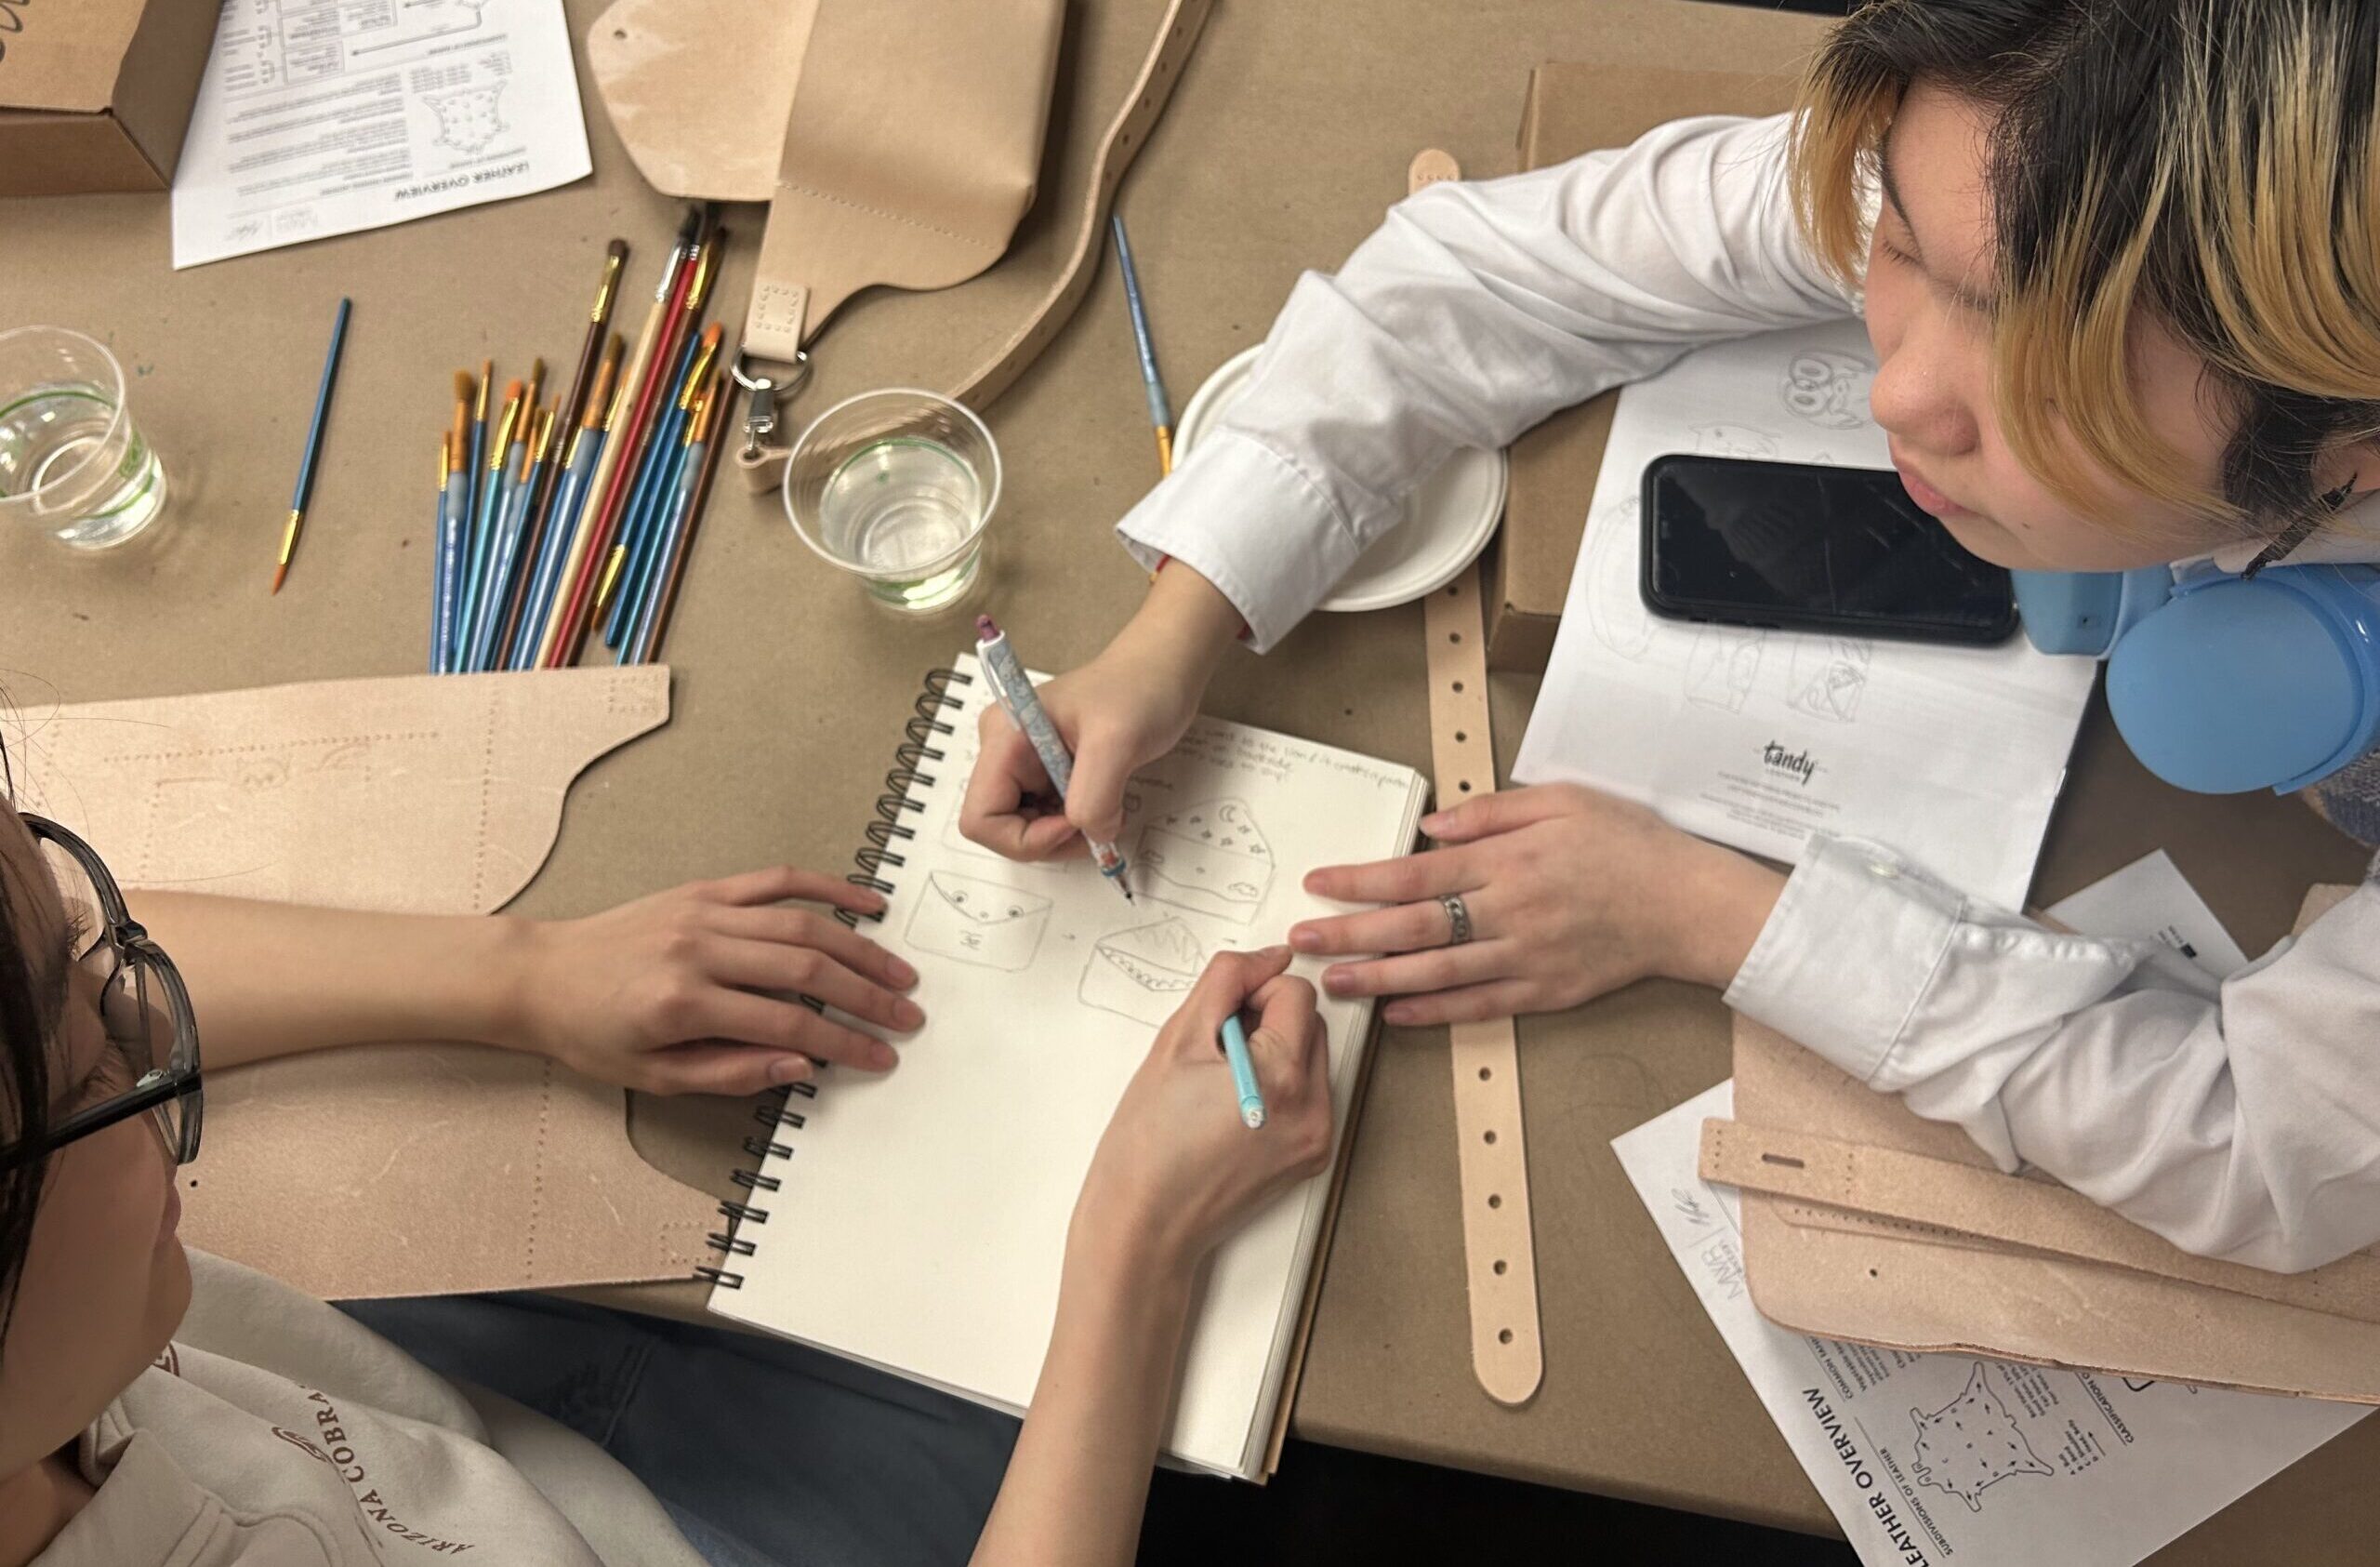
[2107,572,2378,794]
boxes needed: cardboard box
[1487,34,1834,671]
[0,0,218,195]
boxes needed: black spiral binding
[697,667,976,1289]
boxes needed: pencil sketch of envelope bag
[906,871,1051,971]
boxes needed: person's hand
[1070,948,1334,1276]
[959,564,1243,860]
[510,867,923,1096]
[1289,784,1785,1027]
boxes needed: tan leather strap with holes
[1415,145,1541,1406]
[1700,1118,2380,1323]
[734,0,1214,491]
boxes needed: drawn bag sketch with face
[906,871,1053,971]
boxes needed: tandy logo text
[1761,742,1817,787]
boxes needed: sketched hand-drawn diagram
[1910,1363,2055,1512]
[906,872,1051,971]
[1683,628,1766,712]
[1788,638,1873,723]
[1582,498,1658,659]
[1080,917,1207,1028]
[1134,800,1273,923]
[1780,349,1874,430]
[1691,423,1781,459]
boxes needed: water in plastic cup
[787,390,998,612]
[0,327,167,550]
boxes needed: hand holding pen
[974,616,1136,902]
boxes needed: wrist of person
[1124,561,1243,671]
[1066,1181,1205,1299]
[1655,840,1787,991]
[465,913,549,1054]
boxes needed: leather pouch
[589,0,1212,488]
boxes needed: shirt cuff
[1115,430,1365,654]
[1721,834,1967,1085]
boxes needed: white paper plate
[1172,347,1508,614]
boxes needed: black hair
[0,733,46,1351]
[1798,0,2380,543]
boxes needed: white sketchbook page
[172,0,592,269]
[1512,320,2098,908]
[710,654,1426,1478]
[1615,1082,2368,1567]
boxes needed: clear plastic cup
[0,326,168,550]
[783,389,998,612]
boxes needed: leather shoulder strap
[1413,152,1542,1404]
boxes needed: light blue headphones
[2014,564,2380,793]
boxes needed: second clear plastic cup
[783,389,999,613]
[0,326,167,550]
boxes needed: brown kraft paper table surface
[2,0,2373,1551]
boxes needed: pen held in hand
[972,614,1134,903]
[1220,1013,1267,1130]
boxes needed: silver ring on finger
[1439,893,1474,947]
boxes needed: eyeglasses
[0,816,202,1171]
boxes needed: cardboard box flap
[1488,40,1831,672]
[1723,1011,2380,1402]
[0,0,151,113]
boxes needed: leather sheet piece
[585,0,819,202]
[7,670,719,1299]
[1721,1013,2380,1401]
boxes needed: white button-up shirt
[1118,113,2380,1273]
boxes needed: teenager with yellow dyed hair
[966,1,2380,1272]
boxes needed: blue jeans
[342,1293,1018,1567]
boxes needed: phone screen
[1640,455,2017,644]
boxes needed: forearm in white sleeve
[1117,112,1860,651]
[1724,834,2380,1273]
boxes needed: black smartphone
[1639,454,2018,644]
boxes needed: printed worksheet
[172,0,591,268]
[1513,320,2099,908]
[1620,857,2364,1566]
[1617,1082,2366,1567]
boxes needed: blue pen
[974,615,1134,903]
[1219,1014,1267,1131]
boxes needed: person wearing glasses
[0,798,1332,1566]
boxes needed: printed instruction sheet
[173,0,592,268]
[1618,855,2367,1566]
[1618,1083,2364,1567]
[1513,320,2098,909]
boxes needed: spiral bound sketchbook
[704,653,1429,1480]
